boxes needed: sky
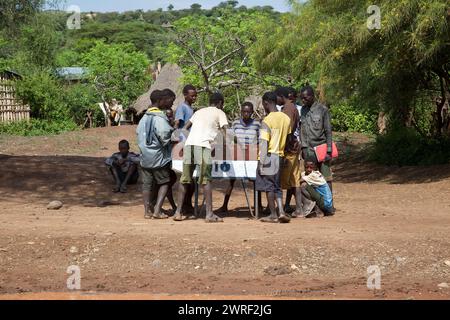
[58,0,291,13]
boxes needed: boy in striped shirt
[216,102,261,214]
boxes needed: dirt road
[1,127,449,300]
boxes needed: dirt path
[1,127,450,300]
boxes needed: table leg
[194,179,199,218]
[241,179,253,218]
[253,180,259,220]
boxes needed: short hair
[209,92,224,106]
[119,140,130,148]
[300,85,315,96]
[262,92,277,104]
[150,90,162,104]
[304,155,318,166]
[183,84,197,96]
[286,86,297,97]
[241,102,254,110]
[161,88,176,99]
[274,86,290,99]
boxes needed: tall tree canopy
[252,0,450,135]
[165,7,286,115]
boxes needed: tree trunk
[377,112,388,134]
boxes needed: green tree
[165,9,283,116]
[82,42,150,125]
[15,69,68,120]
[0,0,45,35]
[190,3,202,12]
[253,0,450,136]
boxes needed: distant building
[55,67,88,83]
[0,70,30,123]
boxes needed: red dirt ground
[0,126,449,300]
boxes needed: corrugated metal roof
[55,67,88,80]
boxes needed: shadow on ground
[332,140,450,184]
[0,154,142,207]
[0,154,255,217]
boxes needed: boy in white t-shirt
[173,92,229,223]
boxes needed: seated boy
[105,140,140,193]
[301,159,334,217]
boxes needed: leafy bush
[64,84,104,127]
[15,70,69,120]
[370,127,450,166]
[330,103,377,134]
[0,119,78,136]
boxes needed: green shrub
[0,119,78,136]
[370,127,450,166]
[64,83,104,127]
[15,70,69,120]
[330,103,377,134]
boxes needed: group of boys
[105,84,335,223]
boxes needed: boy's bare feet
[113,185,121,193]
[119,184,127,193]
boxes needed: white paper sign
[172,160,257,179]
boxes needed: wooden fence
[0,73,30,123]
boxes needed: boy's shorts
[180,145,212,185]
[117,169,139,185]
[141,163,172,191]
[255,154,282,194]
[302,148,333,182]
[280,152,302,189]
[107,163,139,185]
[302,184,332,213]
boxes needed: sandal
[173,213,183,221]
[260,216,278,223]
[205,215,224,223]
[278,214,291,223]
[153,213,169,219]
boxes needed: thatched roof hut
[132,63,184,115]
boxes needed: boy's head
[160,89,176,110]
[262,92,277,114]
[165,108,175,126]
[241,102,254,121]
[183,84,198,105]
[274,86,290,106]
[150,90,163,106]
[286,87,298,104]
[209,92,225,110]
[304,158,318,175]
[118,140,130,157]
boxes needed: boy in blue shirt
[301,159,334,217]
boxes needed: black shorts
[141,163,172,191]
[116,169,139,185]
[255,154,282,194]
